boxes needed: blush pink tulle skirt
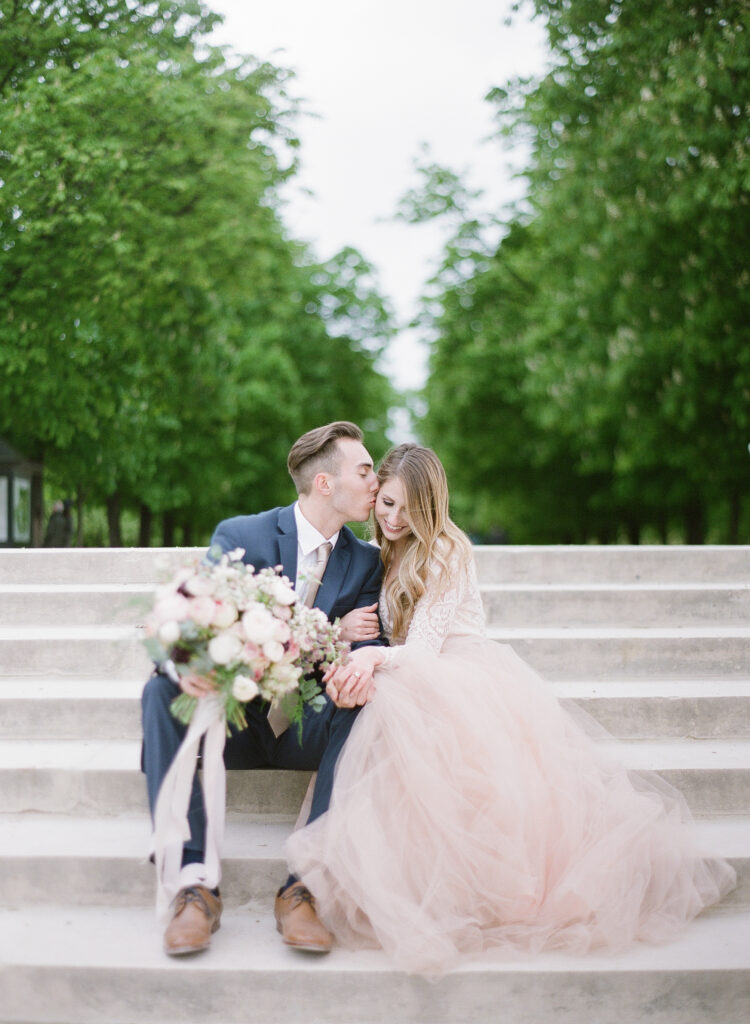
[285,636,735,975]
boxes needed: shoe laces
[286,885,317,909]
[173,885,214,916]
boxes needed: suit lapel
[277,504,298,585]
[315,531,351,617]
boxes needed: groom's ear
[312,472,332,496]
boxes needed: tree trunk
[182,522,193,546]
[162,511,176,546]
[684,499,705,544]
[139,503,152,547]
[75,489,85,546]
[106,492,123,547]
[656,509,669,545]
[626,518,641,545]
[728,490,740,544]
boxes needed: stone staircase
[1,545,749,1024]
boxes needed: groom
[141,421,385,956]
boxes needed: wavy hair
[374,444,472,642]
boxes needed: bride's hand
[338,603,380,643]
[324,647,385,707]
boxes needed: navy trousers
[141,673,361,865]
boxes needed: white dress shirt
[294,502,339,604]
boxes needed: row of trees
[0,1,393,545]
[417,0,749,542]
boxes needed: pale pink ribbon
[152,694,227,924]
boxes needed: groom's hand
[338,603,380,643]
[325,671,375,707]
[324,648,384,707]
[179,672,218,698]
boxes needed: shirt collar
[294,502,340,556]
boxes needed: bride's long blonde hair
[374,444,472,642]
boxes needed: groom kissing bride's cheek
[142,426,734,976]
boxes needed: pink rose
[282,641,300,662]
[189,596,216,628]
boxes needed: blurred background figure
[43,499,74,547]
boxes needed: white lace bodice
[379,550,486,667]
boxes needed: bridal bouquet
[143,546,349,733]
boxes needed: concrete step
[3,626,750,681]
[2,739,749,818]
[0,547,197,585]
[474,545,750,585]
[2,905,749,1024]
[3,678,750,741]
[0,678,144,739]
[0,584,154,626]
[4,581,750,629]
[481,583,750,627]
[0,814,291,910]
[554,680,750,739]
[488,627,750,680]
[3,813,748,913]
[0,742,310,816]
[2,544,750,586]
[0,626,152,679]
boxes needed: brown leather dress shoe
[163,885,222,956]
[274,882,333,953]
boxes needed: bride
[285,443,735,975]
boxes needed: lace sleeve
[380,556,469,667]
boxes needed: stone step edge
[1,736,749,768]
[4,581,750,593]
[3,904,750,972]
[7,618,750,634]
[4,812,749,858]
[2,738,749,770]
[4,677,750,699]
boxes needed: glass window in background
[12,476,31,543]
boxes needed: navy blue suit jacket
[209,504,384,646]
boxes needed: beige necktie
[304,541,333,608]
[268,541,333,737]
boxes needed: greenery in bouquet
[143,547,349,733]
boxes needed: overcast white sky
[207,1,548,393]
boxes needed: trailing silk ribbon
[152,694,226,924]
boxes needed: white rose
[212,601,238,628]
[208,632,243,666]
[269,576,297,605]
[152,592,190,625]
[183,574,214,597]
[232,674,260,701]
[262,640,285,663]
[276,664,302,686]
[158,620,181,646]
[241,606,276,645]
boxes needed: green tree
[420,0,750,542]
[0,2,394,544]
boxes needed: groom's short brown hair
[287,421,364,495]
